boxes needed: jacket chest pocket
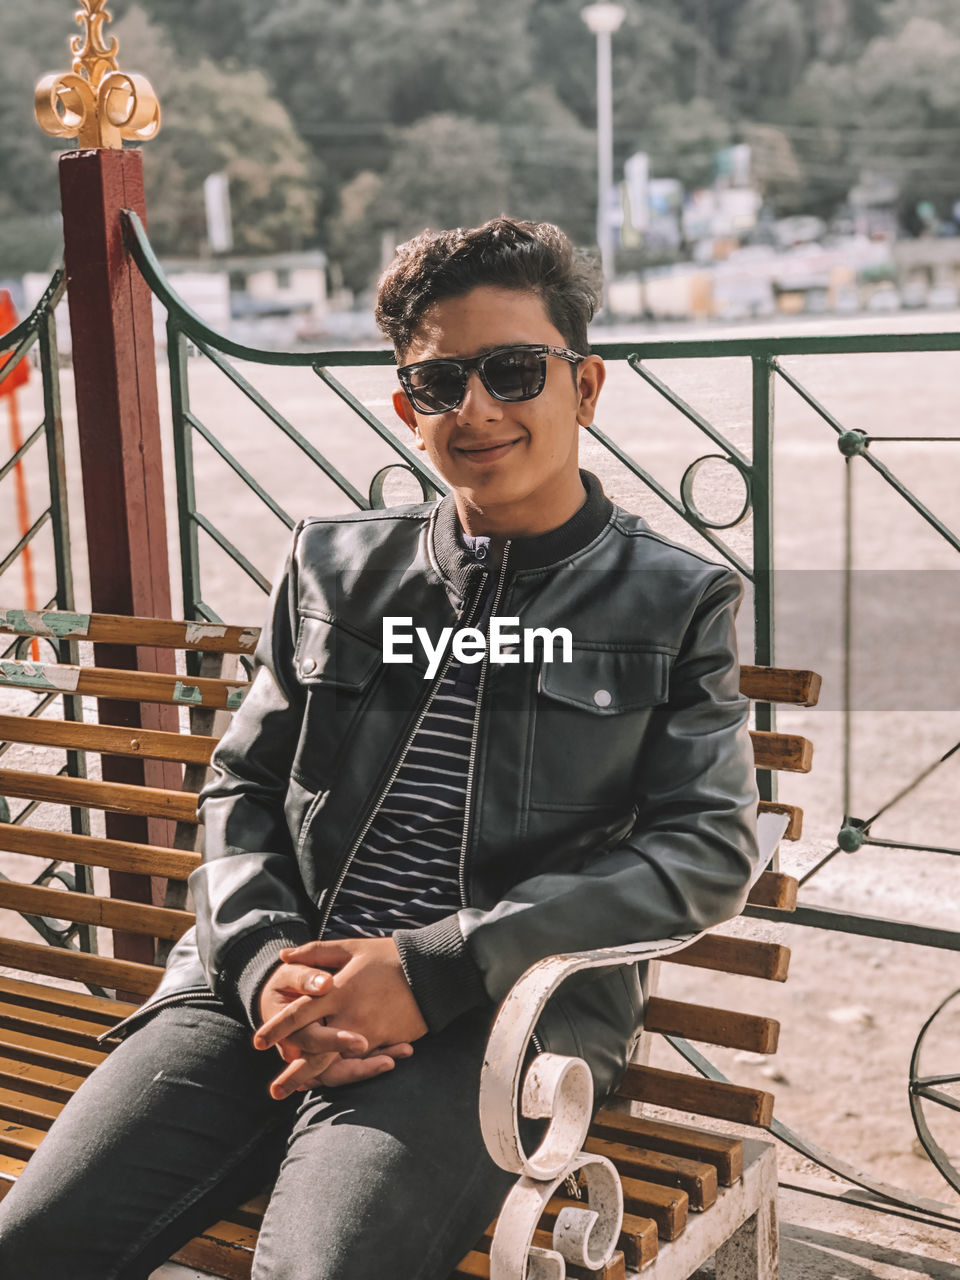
[292,615,380,788]
[528,647,671,811]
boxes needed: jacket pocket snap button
[302,657,318,675]
[593,688,612,707]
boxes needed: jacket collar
[433,469,614,601]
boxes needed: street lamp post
[581,3,625,315]
[583,3,627,313]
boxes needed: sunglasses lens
[406,362,465,412]
[483,349,545,401]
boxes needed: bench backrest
[0,608,819,1125]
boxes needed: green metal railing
[124,209,960,904]
[123,210,960,1216]
[0,269,98,960]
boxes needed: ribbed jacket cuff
[222,920,315,1030]
[393,915,489,1033]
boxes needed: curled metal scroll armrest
[478,931,703,1180]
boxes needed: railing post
[41,8,175,979]
[60,150,179,974]
[751,354,777,808]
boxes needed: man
[0,217,758,1279]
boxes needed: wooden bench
[0,608,820,1280]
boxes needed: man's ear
[575,355,605,427]
[392,388,425,449]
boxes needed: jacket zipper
[313,567,490,939]
[457,541,511,908]
[95,987,220,1044]
[453,552,547,1060]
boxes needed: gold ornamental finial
[35,1,161,149]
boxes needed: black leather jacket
[101,471,759,1102]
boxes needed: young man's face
[392,285,605,538]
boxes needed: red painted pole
[59,148,180,980]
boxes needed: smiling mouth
[455,438,523,460]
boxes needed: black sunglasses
[397,344,585,415]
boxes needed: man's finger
[269,965,335,998]
[371,1042,415,1060]
[278,940,354,968]
[312,1054,397,1088]
[269,1054,331,1100]
[284,1023,367,1058]
[254,999,364,1054]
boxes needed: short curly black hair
[375,216,600,359]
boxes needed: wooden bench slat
[0,824,199,879]
[0,1152,27,1199]
[171,1226,258,1280]
[0,663,246,710]
[0,609,259,654]
[0,1117,46,1158]
[740,665,821,706]
[0,938,161,996]
[0,882,192,943]
[0,712,216,766]
[522,1203,660,1274]
[618,1173,689,1241]
[0,997,132,1049]
[453,1252,494,1279]
[616,1064,775,1128]
[643,996,779,1054]
[463,1237,626,1280]
[746,870,798,911]
[0,976,137,1023]
[749,729,812,772]
[0,1024,105,1073]
[0,1083,60,1127]
[535,1236,627,1280]
[590,1112,743,1187]
[665,933,791,982]
[757,799,802,840]
[619,1212,660,1270]
[0,768,197,823]
[0,1052,88,1101]
[583,1135,717,1209]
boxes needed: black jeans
[0,1001,535,1280]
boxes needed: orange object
[0,291,30,396]
[1,291,39,659]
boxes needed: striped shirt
[325,536,494,939]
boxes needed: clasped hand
[253,936,428,1100]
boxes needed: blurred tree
[143,57,319,256]
[739,122,804,212]
[248,0,533,182]
[789,15,960,219]
[6,0,958,284]
[631,99,735,192]
[110,0,251,63]
[498,87,596,246]
[327,115,511,293]
[730,0,808,107]
[0,0,79,267]
[379,114,511,235]
[882,0,960,39]
[326,169,386,293]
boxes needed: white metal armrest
[479,931,703,1180]
[478,813,787,1280]
[478,932,700,1280]
[480,810,786,1178]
